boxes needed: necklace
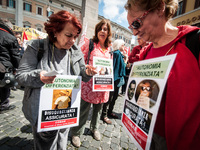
[165,44,175,56]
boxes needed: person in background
[0,18,20,112]
[70,19,112,148]
[119,35,148,97]
[16,10,97,150]
[128,35,148,63]
[125,0,200,149]
[101,39,127,124]
[15,32,25,58]
[119,47,129,96]
[119,61,131,96]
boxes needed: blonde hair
[112,39,125,51]
[124,0,178,20]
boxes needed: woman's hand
[123,53,128,63]
[40,71,56,84]
[85,65,97,76]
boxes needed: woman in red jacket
[128,36,148,63]
[125,0,200,149]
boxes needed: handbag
[117,76,125,87]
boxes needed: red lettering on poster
[94,85,113,90]
[41,118,77,129]
[122,113,147,150]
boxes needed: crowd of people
[0,0,199,149]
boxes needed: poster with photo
[92,56,114,91]
[121,54,177,150]
[37,75,81,132]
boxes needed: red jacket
[139,25,200,150]
[128,45,142,63]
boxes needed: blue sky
[98,0,136,44]
[98,0,129,29]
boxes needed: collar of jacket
[0,24,14,35]
[114,49,124,58]
[70,44,83,64]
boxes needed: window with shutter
[195,0,200,8]
[7,0,15,8]
[37,7,42,15]
[174,0,186,17]
[24,3,32,12]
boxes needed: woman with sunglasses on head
[16,10,97,150]
[125,0,200,149]
[70,19,112,148]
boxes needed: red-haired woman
[16,10,97,150]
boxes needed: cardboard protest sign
[37,75,81,132]
[122,54,176,150]
[92,56,114,91]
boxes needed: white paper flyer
[121,54,176,150]
[37,75,81,132]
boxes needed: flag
[78,23,88,48]
[22,31,28,50]
[127,47,130,56]
[22,31,28,41]
[124,46,131,57]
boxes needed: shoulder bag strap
[87,39,94,64]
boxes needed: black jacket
[0,24,20,72]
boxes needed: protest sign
[37,75,81,132]
[121,54,176,150]
[92,56,114,91]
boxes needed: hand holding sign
[40,70,56,84]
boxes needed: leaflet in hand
[44,70,64,76]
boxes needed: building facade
[171,0,200,27]
[0,0,132,47]
[98,15,132,47]
[0,0,82,32]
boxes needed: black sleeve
[186,30,200,61]
[9,37,21,69]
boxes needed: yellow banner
[13,25,47,41]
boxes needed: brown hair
[44,10,82,43]
[92,19,112,48]
[124,0,178,20]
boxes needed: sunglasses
[141,86,151,91]
[128,10,150,32]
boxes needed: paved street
[0,88,138,150]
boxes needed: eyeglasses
[128,10,150,32]
[141,86,151,91]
